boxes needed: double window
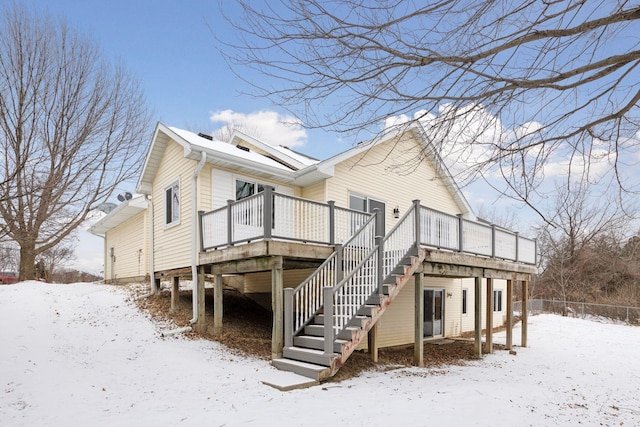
[165,180,180,226]
[236,179,264,201]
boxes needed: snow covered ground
[1,282,638,426]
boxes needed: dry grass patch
[134,285,502,381]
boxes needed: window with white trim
[349,193,386,234]
[235,179,265,201]
[493,290,503,312]
[165,180,180,226]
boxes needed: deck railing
[418,206,537,264]
[199,187,371,251]
[200,191,538,264]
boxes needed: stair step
[303,324,324,336]
[283,346,336,366]
[366,294,389,305]
[337,326,361,340]
[293,335,346,352]
[357,305,380,317]
[314,314,370,328]
[272,358,331,381]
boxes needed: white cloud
[210,109,307,148]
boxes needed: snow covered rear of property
[1,281,638,426]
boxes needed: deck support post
[368,321,379,363]
[193,266,207,333]
[506,279,513,350]
[284,288,293,348]
[271,257,284,359]
[154,278,161,296]
[521,280,529,348]
[213,274,223,335]
[170,276,180,312]
[414,272,424,367]
[485,278,493,354]
[474,277,482,358]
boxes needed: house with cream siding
[90,121,536,383]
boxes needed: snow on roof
[271,144,319,167]
[169,127,296,172]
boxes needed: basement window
[493,290,503,312]
[462,288,468,315]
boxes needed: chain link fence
[514,299,640,325]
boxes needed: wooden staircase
[273,246,425,381]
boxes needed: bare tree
[0,240,18,273]
[0,4,150,280]
[218,0,640,213]
[536,180,635,309]
[38,237,76,283]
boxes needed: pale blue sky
[27,1,356,273]
[36,0,344,159]
[8,1,634,274]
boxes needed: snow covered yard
[1,282,638,426]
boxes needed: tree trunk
[19,244,37,281]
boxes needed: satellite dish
[98,202,117,214]
[117,192,133,202]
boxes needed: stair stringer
[327,247,426,376]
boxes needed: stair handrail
[323,244,379,354]
[284,212,378,347]
[323,200,421,354]
[379,200,420,291]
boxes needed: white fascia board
[135,123,163,194]
[193,146,297,183]
[136,123,192,195]
[291,164,334,187]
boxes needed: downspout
[147,195,155,293]
[190,151,207,324]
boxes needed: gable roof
[294,124,475,219]
[135,121,474,218]
[137,123,298,194]
[229,129,319,170]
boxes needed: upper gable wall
[151,139,201,272]
[326,132,463,231]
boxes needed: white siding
[301,181,326,203]
[212,168,233,209]
[243,269,316,293]
[104,210,148,281]
[152,141,195,272]
[460,278,508,331]
[326,133,462,232]
[364,275,507,349]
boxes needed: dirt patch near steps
[133,286,503,381]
